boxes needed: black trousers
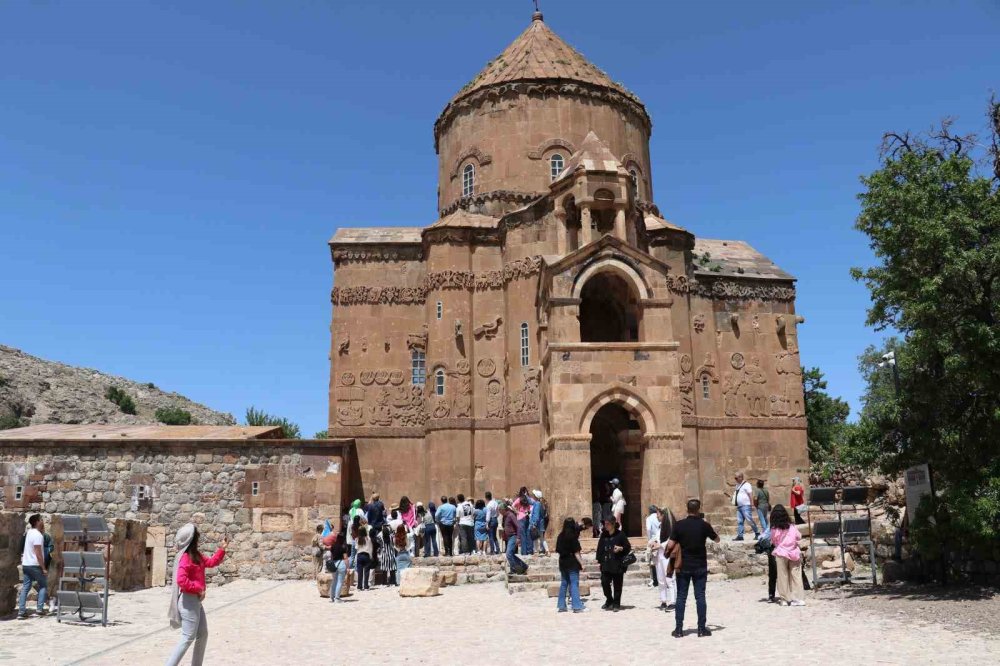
[601,571,624,606]
[356,552,372,589]
[440,524,455,556]
[459,525,474,554]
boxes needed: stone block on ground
[399,567,441,597]
[439,571,457,586]
[546,582,592,597]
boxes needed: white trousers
[656,551,677,604]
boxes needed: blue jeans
[736,505,759,538]
[349,543,357,568]
[487,518,499,554]
[675,569,708,632]
[18,565,47,615]
[396,552,412,576]
[423,525,438,556]
[757,507,770,537]
[506,536,526,571]
[558,569,583,611]
[329,560,347,600]
[518,517,533,555]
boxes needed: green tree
[313,430,328,439]
[104,386,137,415]
[155,406,193,425]
[850,102,1000,564]
[802,367,851,462]
[245,406,301,439]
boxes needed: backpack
[325,558,337,573]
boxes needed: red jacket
[176,549,225,594]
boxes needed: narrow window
[137,485,147,501]
[436,301,443,320]
[550,153,564,181]
[520,323,530,367]
[629,168,639,199]
[251,481,260,497]
[462,164,475,197]
[14,485,24,501]
[701,375,711,400]
[411,350,426,385]
[435,369,446,396]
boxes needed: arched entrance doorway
[579,272,640,342]
[589,402,644,536]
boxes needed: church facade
[328,12,809,534]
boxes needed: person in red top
[789,477,806,525]
[166,523,227,666]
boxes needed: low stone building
[0,424,357,584]
[328,11,809,533]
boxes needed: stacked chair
[55,515,112,626]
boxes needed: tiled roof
[692,239,794,280]
[427,209,499,229]
[452,14,637,105]
[555,131,625,181]
[329,227,422,245]
[643,214,688,233]
[0,424,282,441]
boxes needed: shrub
[245,406,301,439]
[105,386,137,415]
[155,406,193,425]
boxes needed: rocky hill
[0,345,235,428]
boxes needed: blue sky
[2,1,997,436]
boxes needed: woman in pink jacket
[166,524,227,666]
[769,505,805,606]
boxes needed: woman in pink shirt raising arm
[166,523,228,666]
[768,505,806,607]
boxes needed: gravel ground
[813,581,1000,638]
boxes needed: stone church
[328,12,809,534]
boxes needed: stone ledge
[682,415,807,429]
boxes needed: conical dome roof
[450,13,640,105]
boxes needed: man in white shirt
[484,491,500,554]
[730,472,760,541]
[456,493,475,554]
[18,514,49,619]
[645,505,662,588]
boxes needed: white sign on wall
[904,463,932,524]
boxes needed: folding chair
[60,551,84,588]
[84,515,111,540]
[62,515,85,541]
[82,551,107,586]
[55,591,81,623]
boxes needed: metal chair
[84,515,111,539]
[62,515,85,540]
[840,486,869,506]
[807,487,838,506]
[60,551,84,588]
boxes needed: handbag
[622,551,637,568]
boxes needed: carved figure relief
[775,350,804,417]
[450,360,472,418]
[722,371,742,417]
[485,379,506,418]
[477,358,496,377]
[730,353,745,370]
[338,336,350,355]
[693,314,706,333]
[398,385,427,427]
[741,355,770,417]
[407,327,429,352]
[752,314,761,343]
[432,398,451,419]
[360,337,368,353]
[385,339,391,352]
[368,389,394,426]
[678,353,694,415]
[473,316,503,339]
[509,367,540,414]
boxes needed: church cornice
[434,80,652,152]
[439,189,544,218]
[667,274,797,303]
[330,255,544,306]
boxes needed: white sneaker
[778,600,789,607]
[790,600,806,607]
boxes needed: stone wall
[0,439,353,584]
[0,511,24,617]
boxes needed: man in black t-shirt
[667,498,720,638]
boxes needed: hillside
[0,345,235,428]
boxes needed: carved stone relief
[473,316,503,339]
[678,353,694,415]
[341,372,355,386]
[665,275,796,303]
[407,327,428,352]
[730,352,745,370]
[450,360,472,418]
[360,337,368,353]
[741,355,770,417]
[775,350,804,417]
[752,314,761,343]
[477,358,496,377]
[509,367,540,414]
[454,319,464,339]
[693,314,706,333]
[485,379,506,418]
[338,336,350,355]
[722,372,740,417]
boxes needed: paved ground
[2,576,998,665]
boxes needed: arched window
[700,374,711,400]
[411,350,426,385]
[462,163,475,197]
[549,153,564,182]
[435,368,446,396]
[520,323,530,366]
[436,301,443,320]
